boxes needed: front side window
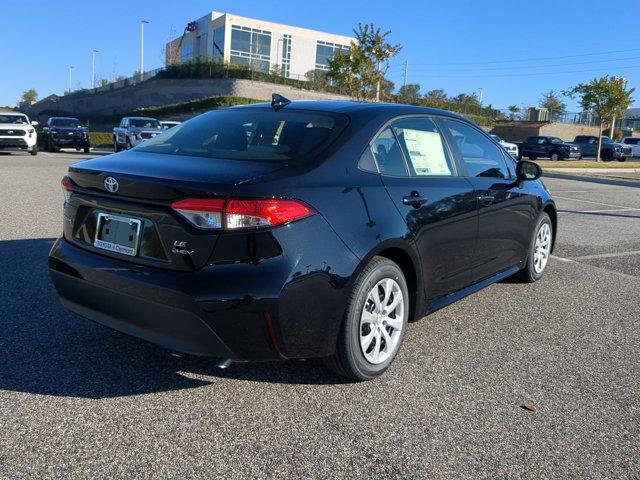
[549,137,564,144]
[391,118,453,176]
[441,119,511,179]
[371,128,408,176]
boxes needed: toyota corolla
[49,96,556,380]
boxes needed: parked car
[160,121,181,130]
[49,98,557,381]
[0,112,38,155]
[42,117,90,153]
[113,117,163,151]
[571,135,630,161]
[490,134,519,158]
[619,137,640,157]
[515,136,581,161]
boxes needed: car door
[439,118,536,282]
[372,116,478,300]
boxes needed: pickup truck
[42,117,90,153]
[515,136,581,161]
[113,117,163,152]
[571,135,631,161]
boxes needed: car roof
[234,100,469,121]
[126,116,158,120]
[50,116,79,120]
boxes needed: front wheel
[513,212,553,283]
[84,147,90,153]
[550,151,560,161]
[324,256,409,381]
[618,157,626,162]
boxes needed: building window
[280,34,291,77]
[230,25,272,72]
[315,40,348,70]
[180,40,194,62]
[212,26,224,61]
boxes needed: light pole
[68,65,74,93]
[140,20,149,82]
[91,50,98,89]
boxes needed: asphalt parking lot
[1,150,638,479]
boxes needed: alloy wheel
[359,278,404,365]
[533,223,551,273]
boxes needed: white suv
[0,112,38,155]
[620,137,640,157]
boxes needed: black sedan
[49,97,556,381]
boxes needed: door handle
[402,191,427,208]
[478,194,495,206]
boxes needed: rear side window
[624,138,639,145]
[135,108,349,164]
[391,118,454,176]
[441,119,511,179]
[371,127,408,176]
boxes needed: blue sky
[2,0,637,111]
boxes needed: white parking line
[553,195,637,210]
[559,208,640,213]
[551,255,639,280]
[569,250,640,261]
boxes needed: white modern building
[166,12,353,80]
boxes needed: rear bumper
[51,267,235,357]
[48,214,357,360]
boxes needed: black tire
[602,150,613,161]
[513,212,553,283]
[549,151,560,161]
[48,138,58,152]
[84,147,90,153]
[529,156,537,160]
[618,157,626,162]
[324,256,409,381]
[44,137,50,152]
[114,140,121,152]
[125,137,132,150]
[29,144,37,156]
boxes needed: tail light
[61,176,73,202]
[171,198,315,230]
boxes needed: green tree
[539,90,567,119]
[507,104,520,120]
[566,76,635,161]
[422,89,449,109]
[18,88,38,108]
[451,93,481,114]
[397,83,421,105]
[327,23,402,101]
[305,69,330,90]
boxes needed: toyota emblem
[104,176,119,193]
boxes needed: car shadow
[0,238,342,399]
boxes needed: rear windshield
[135,108,349,163]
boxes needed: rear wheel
[550,151,560,161]
[513,212,552,283]
[324,256,409,381]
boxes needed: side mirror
[31,121,39,126]
[516,160,542,181]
